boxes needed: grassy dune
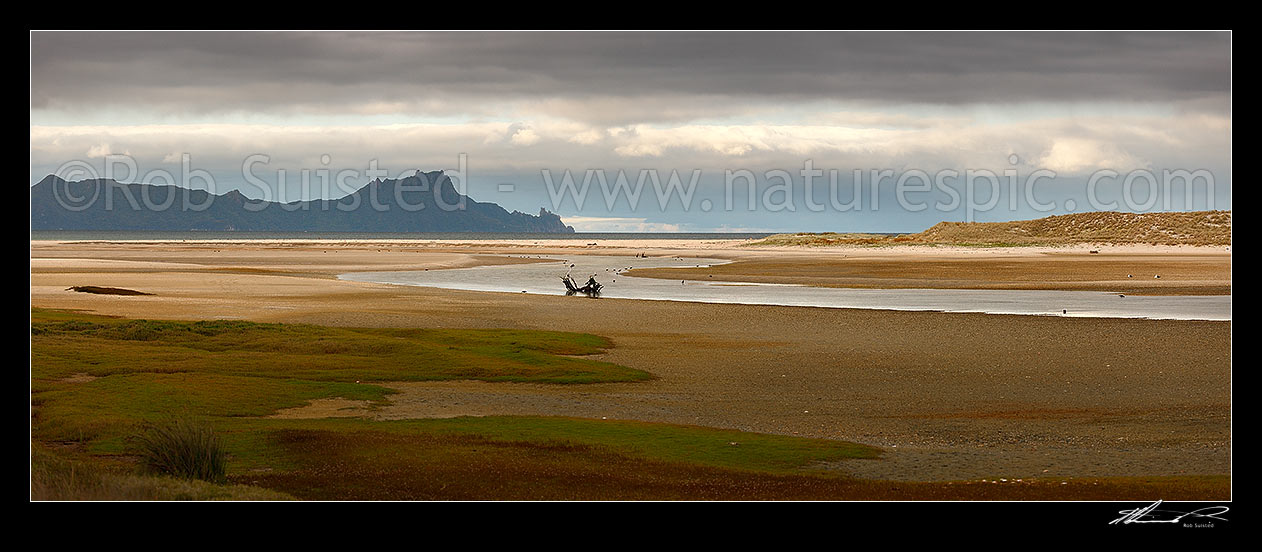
[751,210,1232,247]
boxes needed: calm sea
[30,231,777,241]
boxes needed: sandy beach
[29,239,1232,481]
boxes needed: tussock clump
[134,417,227,484]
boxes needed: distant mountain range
[30,171,574,233]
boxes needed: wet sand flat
[628,250,1232,296]
[29,239,1231,481]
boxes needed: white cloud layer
[30,108,1230,183]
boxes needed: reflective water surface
[339,255,1231,321]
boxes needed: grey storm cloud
[31,31,1231,117]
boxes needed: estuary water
[339,255,1231,321]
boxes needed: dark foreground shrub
[134,417,227,483]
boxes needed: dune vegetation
[750,210,1232,247]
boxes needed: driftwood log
[561,273,603,296]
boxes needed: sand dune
[753,210,1233,247]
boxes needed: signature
[1110,500,1229,525]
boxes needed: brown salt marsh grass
[30,309,886,499]
[238,425,1227,501]
[31,308,646,385]
[31,307,1230,500]
[30,445,293,501]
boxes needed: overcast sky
[29,31,1231,232]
